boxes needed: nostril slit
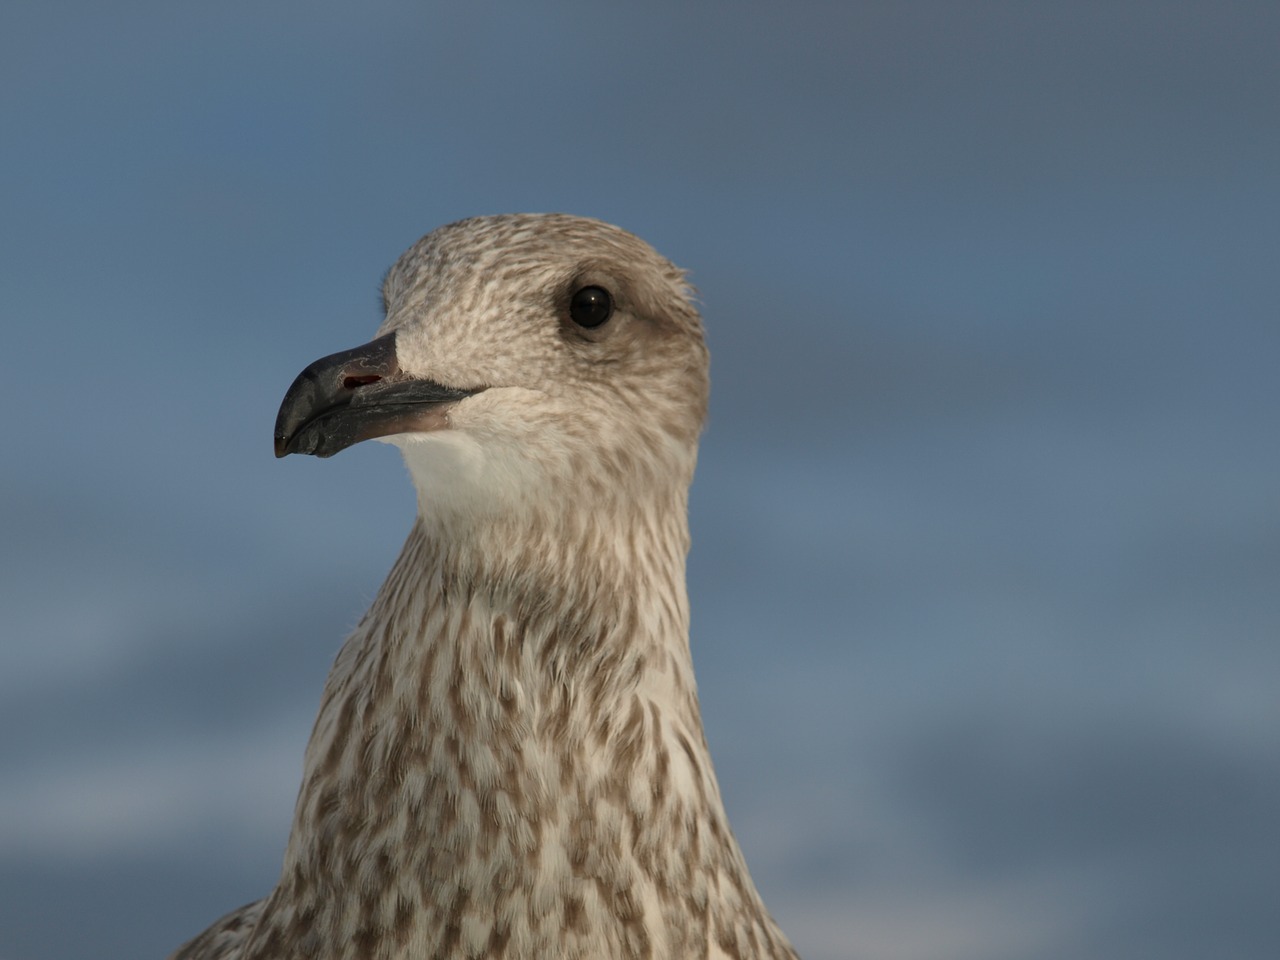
[343,374,382,390]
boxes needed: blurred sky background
[2,3,1278,959]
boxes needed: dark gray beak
[274,332,485,458]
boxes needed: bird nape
[171,214,800,960]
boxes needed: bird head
[275,215,710,520]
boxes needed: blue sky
[2,3,1278,958]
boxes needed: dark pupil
[570,286,612,328]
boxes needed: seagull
[171,214,800,960]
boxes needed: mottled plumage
[171,214,799,959]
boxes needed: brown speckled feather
[171,901,263,960]
[170,215,799,960]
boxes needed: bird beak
[274,332,485,458]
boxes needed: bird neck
[253,500,795,959]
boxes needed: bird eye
[569,285,613,328]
